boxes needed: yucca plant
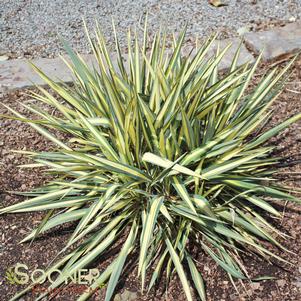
[1,22,301,301]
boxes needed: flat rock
[0,55,97,91]
[0,39,254,92]
[244,22,301,61]
[210,38,254,70]
[184,38,254,70]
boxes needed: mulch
[0,57,301,301]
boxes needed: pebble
[293,277,301,289]
[277,279,286,287]
[251,282,261,290]
[289,16,297,22]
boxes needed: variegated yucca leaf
[1,20,301,301]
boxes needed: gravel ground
[1,0,301,59]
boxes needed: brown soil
[0,58,301,301]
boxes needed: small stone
[251,282,261,290]
[237,26,249,36]
[119,290,137,301]
[289,16,296,23]
[113,294,122,301]
[122,290,130,300]
[276,279,286,287]
[293,278,301,289]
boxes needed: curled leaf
[209,0,228,7]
